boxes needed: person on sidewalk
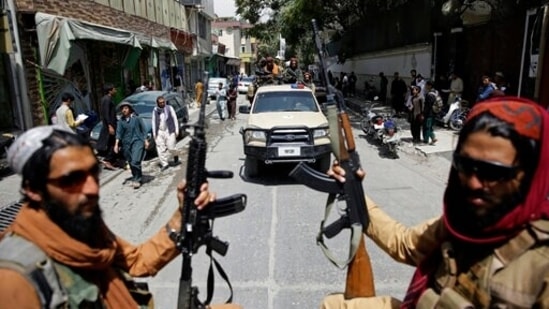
[321,96,549,308]
[408,85,424,144]
[227,84,238,120]
[445,71,463,105]
[1,125,241,309]
[390,72,407,115]
[194,79,204,108]
[114,102,149,189]
[55,93,84,133]
[96,84,118,170]
[422,81,438,145]
[151,95,179,172]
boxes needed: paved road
[0,94,453,308]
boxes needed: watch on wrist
[165,224,179,243]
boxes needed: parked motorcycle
[434,96,470,131]
[360,103,401,158]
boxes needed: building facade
[0,0,199,133]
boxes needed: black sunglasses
[452,153,519,183]
[47,164,101,189]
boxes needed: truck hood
[248,112,328,128]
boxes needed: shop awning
[35,12,141,75]
[135,33,177,51]
[226,58,241,66]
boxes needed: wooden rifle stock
[337,112,376,299]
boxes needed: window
[241,45,246,53]
[253,92,318,113]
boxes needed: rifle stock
[290,19,376,300]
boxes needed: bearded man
[0,125,240,309]
[323,96,549,308]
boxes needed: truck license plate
[278,146,300,156]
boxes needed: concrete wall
[327,43,432,93]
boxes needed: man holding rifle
[321,96,549,308]
[0,125,240,309]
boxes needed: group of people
[95,84,180,189]
[1,93,548,308]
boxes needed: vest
[0,233,152,308]
[153,106,176,136]
[417,220,549,308]
[55,104,74,132]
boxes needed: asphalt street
[0,94,455,309]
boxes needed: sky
[213,0,237,17]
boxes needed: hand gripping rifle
[289,20,375,300]
[176,71,247,309]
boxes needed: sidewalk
[345,96,459,157]
[0,102,218,209]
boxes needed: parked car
[207,77,230,100]
[239,84,332,178]
[90,91,189,154]
[237,76,255,94]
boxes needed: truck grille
[269,129,311,144]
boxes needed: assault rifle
[289,19,375,299]
[176,71,247,309]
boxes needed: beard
[44,198,104,248]
[445,173,524,235]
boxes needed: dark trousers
[410,115,422,142]
[423,117,436,143]
[228,100,236,119]
[123,141,144,183]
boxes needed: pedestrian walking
[215,82,227,121]
[194,79,204,107]
[322,96,549,308]
[227,84,238,120]
[96,84,118,170]
[152,96,179,172]
[445,71,463,105]
[114,102,149,189]
[0,125,240,309]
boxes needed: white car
[237,76,255,94]
[239,84,332,178]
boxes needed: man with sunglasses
[322,96,549,308]
[0,125,240,309]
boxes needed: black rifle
[289,19,375,299]
[177,71,247,309]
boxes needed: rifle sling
[205,247,234,305]
[317,193,362,269]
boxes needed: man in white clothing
[446,71,464,105]
[55,93,84,132]
[151,96,179,171]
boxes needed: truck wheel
[245,156,259,177]
[316,154,332,173]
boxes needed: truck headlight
[244,130,266,144]
[313,128,329,138]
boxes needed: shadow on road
[238,160,307,186]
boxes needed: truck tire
[316,154,332,173]
[245,156,260,178]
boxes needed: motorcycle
[435,96,470,131]
[361,102,385,143]
[360,103,401,158]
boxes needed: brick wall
[14,0,173,126]
[15,0,170,39]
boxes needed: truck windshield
[252,91,319,113]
